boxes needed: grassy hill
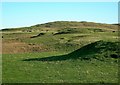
[23,40,119,61]
[2,21,119,83]
[1,21,118,32]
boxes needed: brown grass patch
[2,40,47,54]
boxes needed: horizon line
[2,20,118,29]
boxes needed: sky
[1,0,120,2]
[1,2,118,29]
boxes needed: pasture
[2,21,119,83]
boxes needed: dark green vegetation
[2,21,119,83]
[23,40,119,61]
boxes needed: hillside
[1,21,118,32]
[2,21,119,83]
[2,21,118,54]
[32,21,117,28]
[23,40,119,61]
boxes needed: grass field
[1,21,119,83]
[2,52,118,83]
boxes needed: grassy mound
[68,40,119,60]
[23,40,119,61]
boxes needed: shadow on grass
[22,40,119,61]
[23,55,71,61]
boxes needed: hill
[2,21,118,54]
[1,21,118,32]
[2,21,119,83]
[23,40,119,61]
[32,21,118,29]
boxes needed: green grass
[2,52,118,83]
[2,21,119,83]
[2,40,119,83]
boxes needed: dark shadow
[22,40,119,61]
[30,33,45,38]
[23,55,70,61]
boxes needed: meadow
[2,21,119,83]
